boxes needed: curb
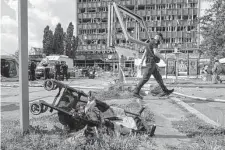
[173,92,225,103]
[166,84,225,89]
[70,86,104,90]
[170,97,221,128]
[1,84,43,87]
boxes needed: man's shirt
[55,64,61,72]
[145,39,159,63]
[62,64,68,72]
[41,58,49,67]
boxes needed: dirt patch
[1,103,19,112]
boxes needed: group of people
[29,54,68,81]
[202,58,224,84]
[54,60,68,81]
[41,54,68,81]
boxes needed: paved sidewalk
[141,95,190,149]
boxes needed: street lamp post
[173,44,181,82]
[18,0,29,132]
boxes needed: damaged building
[75,0,201,70]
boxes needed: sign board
[189,58,198,75]
[178,59,188,72]
[167,59,176,75]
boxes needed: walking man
[133,33,174,99]
[61,61,68,81]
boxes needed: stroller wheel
[44,80,54,91]
[30,102,42,115]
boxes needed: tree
[199,0,225,59]
[53,23,64,54]
[71,36,79,59]
[64,22,74,57]
[42,26,54,55]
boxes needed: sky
[1,0,211,55]
[1,0,76,55]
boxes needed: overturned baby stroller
[30,79,156,138]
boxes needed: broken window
[87,8,96,13]
[138,5,145,10]
[83,18,92,23]
[177,4,182,8]
[171,38,175,43]
[151,16,155,21]
[178,15,182,19]
[79,8,85,13]
[126,5,134,11]
[152,27,155,31]
[99,29,106,33]
[102,18,108,23]
[183,15,188,20]
[146,5,155,10]
[157,16,160,20]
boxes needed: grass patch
[1,100,155,150]
[171,114,225,150]
[94,83,146,101]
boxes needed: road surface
[1,78,225,127]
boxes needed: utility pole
[18,0,29,132]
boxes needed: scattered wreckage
[30,79,156,140]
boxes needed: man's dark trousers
[134,59,168,94]
[44,68,50,80]
[62,71,68,81]
[31,70,35,81]
[55,71,61,80]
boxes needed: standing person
[4,62,10,77]
[61,61,68,81]
[41,54,50,80]
[212,57,223,83]
[30,61,36,81]
[54,61,61,80]
[133,33,174,99]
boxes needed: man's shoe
[158,89,174,97]
[132,93,143,100]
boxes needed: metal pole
[85,53,87,67]
[18,0,29,132]
[74,0,78,66]
[74,0,78,37]
[175,53,179,81]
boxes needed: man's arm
[153,48,166,63]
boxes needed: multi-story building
[75,0,201,69]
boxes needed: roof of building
[47,55,69,60]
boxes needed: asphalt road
[174,87,225,127]
[1,78,225,127]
